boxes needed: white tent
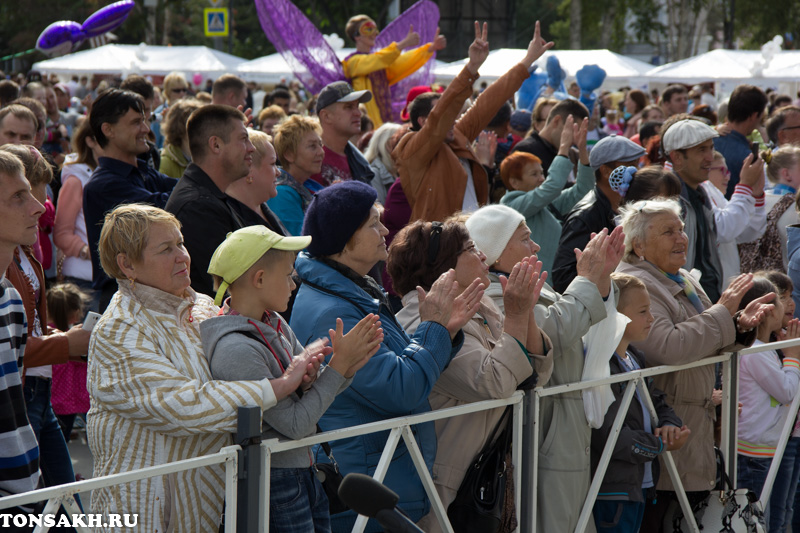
[237,48,356,83]
[644,49,800,83]
[32,44,246,78]
[434,48,653,84]
[238,49,450,84]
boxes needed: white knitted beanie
[465,205,525,265]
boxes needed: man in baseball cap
[311,81,375,187]
[551,135,645,292]
[662,117,729,300]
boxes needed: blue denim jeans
[269,467,331,533]
[737,454,772,526]
[593,489,647,532]
[23,376,82,513]
[770,436,800,533]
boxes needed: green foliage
[735,0,800,49]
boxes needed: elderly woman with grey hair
[616,197,773,528]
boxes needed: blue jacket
[788,224,800,319]
[290,253,462,532]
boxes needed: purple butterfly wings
[254,0,439,119]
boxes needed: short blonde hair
[98,204,181,280]
[163,72,187,99]
[618,197,683,260]
[248,129,273,167]
[610,272,647,308]
[272,115,322,168]
[258,105,286,126]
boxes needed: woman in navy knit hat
[289,180,484,532]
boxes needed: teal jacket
[500,155,595,273]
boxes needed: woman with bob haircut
[388,217,553,532]
[616,197,773,528]
[290,181,482,532]
[87,204,323,531]
[268,115,325,236]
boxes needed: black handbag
[447,406,514,533]
[313,440,349,515]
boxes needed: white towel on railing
[581,296,630,428]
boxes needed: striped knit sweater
[0,277,39,498]
[738,339,800,457]
[87,282,277,532]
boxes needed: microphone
[338,473,425,533]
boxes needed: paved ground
[66,424,94,503]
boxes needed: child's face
[707,158,729,193]
[619,288,654,343]
[512,162,545,192]
[257,252,297,313]
[779,290,795,329]
[766,295,786,334]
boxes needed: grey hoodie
[201,311,349,468]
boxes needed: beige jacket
[618,257,744,492]
[396,292,552,532]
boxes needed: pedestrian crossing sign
[204,8,229,37]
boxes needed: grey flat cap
[589,134,646,170]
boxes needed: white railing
[4,338,800,533]
[259,392,526,533]
[0,445,241,533]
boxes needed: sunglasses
[709,166,730,176]
[171,88,188,94]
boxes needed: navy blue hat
[510,110,532,132]
[302,181,378,257]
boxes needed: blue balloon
[36,21,83,58]
[82,0,136,38]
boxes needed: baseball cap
[589,135,646,170]
[208,225,311,305]
[316,81,372,114]
[662,119,719,153]
[53,83,70,96]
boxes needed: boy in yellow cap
[200,225,383,531]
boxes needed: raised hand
[557,114,575,156]
[328,315,384,378]
[419,269,459,331]
[717,273,755,316]
[779,318,800,359]
[738,292,776,331]
[521,20,555,69]
[431,27,447,52]
[501,257,547,316]
[398,24,421,50]
[466,21,490,75]
[475,130,498,167]
[575,117,590,165]
[738,153,766,196]
[447,277,485,336]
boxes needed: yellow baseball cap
[208,225,311,306]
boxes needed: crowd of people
[4,13,800,533]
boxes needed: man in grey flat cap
[550,134,644,292]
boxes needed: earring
[128,277,136,290]
[246,177,253,184]
[639,255,644,261]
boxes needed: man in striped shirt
[0,150,44,523]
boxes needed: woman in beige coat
[616,198,773,529]
[387,219,553,533]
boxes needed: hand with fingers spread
[328,314,384,378]
[431,27,447,52]
[501,257,548,316]
[520,20,555,69]
[466,21,490,75]
[718,273,755,316]
[737,292,776,331]
[475,130,498,167]
[418,269,460,335]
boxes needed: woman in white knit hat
[466,203,625,533]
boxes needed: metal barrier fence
[3,337,800,533]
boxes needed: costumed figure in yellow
[342,15,446,128]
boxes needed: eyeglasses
[709,166,730,176]
[171,88,188,94]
